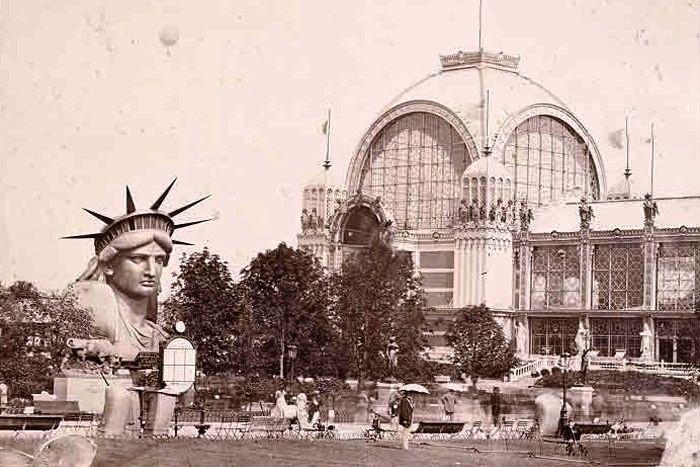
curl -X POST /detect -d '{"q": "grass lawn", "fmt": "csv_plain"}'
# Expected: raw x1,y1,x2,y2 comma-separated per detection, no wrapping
90,438,665,466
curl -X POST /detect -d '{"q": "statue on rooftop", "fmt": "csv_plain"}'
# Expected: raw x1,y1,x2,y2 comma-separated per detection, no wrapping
458,198,468,224
300,208,310,231
518,200,533,232
469,200,477,221
488,203,497,222
309,208,318,232
643,193,659,226
578,197,594,230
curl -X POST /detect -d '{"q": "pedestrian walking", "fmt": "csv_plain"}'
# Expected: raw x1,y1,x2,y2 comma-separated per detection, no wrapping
388,390,400,430
397,390,414,450
490,386,502,427
308,390,320,425
441,390,457,421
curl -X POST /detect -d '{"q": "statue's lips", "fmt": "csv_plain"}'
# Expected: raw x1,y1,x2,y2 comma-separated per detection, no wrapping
140,281,156,287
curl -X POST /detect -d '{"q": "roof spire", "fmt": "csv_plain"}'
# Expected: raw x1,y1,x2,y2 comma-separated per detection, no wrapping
624,115,631,180
478,0,484,52
484,89,491,155
322,108,332,170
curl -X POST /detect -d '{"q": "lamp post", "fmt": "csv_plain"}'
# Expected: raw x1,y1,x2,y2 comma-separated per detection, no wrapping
287,344,298,383
557,352,572,437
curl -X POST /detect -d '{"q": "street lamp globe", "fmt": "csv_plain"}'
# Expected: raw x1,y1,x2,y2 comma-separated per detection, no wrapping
288,344,298,360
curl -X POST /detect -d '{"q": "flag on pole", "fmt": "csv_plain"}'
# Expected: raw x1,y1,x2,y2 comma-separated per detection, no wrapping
320,119,329,135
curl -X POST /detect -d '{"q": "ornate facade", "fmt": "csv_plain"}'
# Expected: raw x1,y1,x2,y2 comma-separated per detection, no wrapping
297,48,700,366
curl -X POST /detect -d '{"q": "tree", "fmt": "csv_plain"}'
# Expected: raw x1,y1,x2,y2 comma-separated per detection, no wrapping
163,248,239,376
330,238,430,387
0,281,94,399
446,304,517,385
239,243,335,378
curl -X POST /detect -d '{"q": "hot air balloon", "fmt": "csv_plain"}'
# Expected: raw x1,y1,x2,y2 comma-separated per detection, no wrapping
159,25,179,55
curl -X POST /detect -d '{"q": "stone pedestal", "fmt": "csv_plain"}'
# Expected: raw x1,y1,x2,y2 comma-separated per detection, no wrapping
375,382,402,404
53,373,133,414
568,386,594,419
373,381,402,419
535,393,573,436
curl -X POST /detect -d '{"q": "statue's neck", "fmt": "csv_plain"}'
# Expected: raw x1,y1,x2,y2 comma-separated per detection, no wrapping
111,288,149,328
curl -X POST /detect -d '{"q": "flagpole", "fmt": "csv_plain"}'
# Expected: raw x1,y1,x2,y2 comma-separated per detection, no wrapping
650,122,655,197
478,0,484,52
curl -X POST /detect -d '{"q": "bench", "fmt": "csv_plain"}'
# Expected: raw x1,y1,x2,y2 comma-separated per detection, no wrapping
33,400,80,415
247,416,288,439
0,414,63,432
412,421,465,437
210,412,254,439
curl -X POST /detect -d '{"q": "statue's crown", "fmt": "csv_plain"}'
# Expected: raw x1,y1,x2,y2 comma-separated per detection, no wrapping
63,179,211,254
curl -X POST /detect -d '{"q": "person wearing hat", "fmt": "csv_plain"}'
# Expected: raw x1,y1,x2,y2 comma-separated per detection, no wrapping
441,389,457,421
308,390,321,425
397,390,415,450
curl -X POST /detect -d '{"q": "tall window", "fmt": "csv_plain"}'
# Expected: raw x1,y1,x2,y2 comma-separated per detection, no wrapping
530,318,578,356
656,319,700,363
502,115,600,207
359,112,469,230
531,245,581,309
657,243,700,311
589,318,642,358
420,251,454,308
592,244,643,310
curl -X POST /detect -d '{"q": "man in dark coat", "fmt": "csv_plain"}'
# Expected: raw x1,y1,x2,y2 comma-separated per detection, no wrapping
397,390,415,450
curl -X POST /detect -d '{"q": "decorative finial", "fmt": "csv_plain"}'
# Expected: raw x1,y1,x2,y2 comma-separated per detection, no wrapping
322,108,332,170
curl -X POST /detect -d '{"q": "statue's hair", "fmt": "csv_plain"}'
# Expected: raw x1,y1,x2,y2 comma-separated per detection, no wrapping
77,230,173,282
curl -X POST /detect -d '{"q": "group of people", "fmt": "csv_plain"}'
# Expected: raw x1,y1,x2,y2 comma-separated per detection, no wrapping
272,386,322,427
384,389,459,450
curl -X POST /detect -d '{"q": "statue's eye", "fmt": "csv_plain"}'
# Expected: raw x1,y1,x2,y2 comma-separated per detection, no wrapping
155,257,165,265
130,256,146,264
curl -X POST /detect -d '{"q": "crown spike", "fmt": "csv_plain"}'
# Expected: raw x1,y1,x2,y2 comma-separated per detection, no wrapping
151,178,177,210
173,218,213,230
169,195,211,217
61,233,102,239
172,239,194,246
83,208,114,224
126,186,136,214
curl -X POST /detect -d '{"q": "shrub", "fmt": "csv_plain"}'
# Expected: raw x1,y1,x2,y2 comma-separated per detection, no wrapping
540,369,550,377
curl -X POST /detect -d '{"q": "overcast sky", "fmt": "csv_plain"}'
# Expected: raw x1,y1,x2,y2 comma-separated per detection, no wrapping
1,0,698,293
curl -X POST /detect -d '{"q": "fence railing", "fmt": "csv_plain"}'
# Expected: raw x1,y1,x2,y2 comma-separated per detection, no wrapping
509,356,559,381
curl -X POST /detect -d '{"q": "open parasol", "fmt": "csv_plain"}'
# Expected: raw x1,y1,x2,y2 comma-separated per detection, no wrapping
398,383,430,394
440,382,468,392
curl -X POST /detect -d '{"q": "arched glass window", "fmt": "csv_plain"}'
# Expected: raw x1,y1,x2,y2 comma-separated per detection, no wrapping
502,115,600,207
341,206,380,245
359,112,469,229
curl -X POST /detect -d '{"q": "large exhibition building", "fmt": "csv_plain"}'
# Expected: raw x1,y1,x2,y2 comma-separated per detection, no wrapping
297,48,700,369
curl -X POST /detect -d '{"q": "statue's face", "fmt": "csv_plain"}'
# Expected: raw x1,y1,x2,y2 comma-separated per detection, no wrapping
104,241,167,299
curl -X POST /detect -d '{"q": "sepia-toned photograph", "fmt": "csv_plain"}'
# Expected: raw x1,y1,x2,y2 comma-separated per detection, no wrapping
0,1,698,465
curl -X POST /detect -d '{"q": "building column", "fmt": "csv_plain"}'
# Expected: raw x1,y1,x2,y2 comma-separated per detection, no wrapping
580,232,593,310
453,237,465,307
518,241,532,310
643,227,657,310
470,238,478,305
